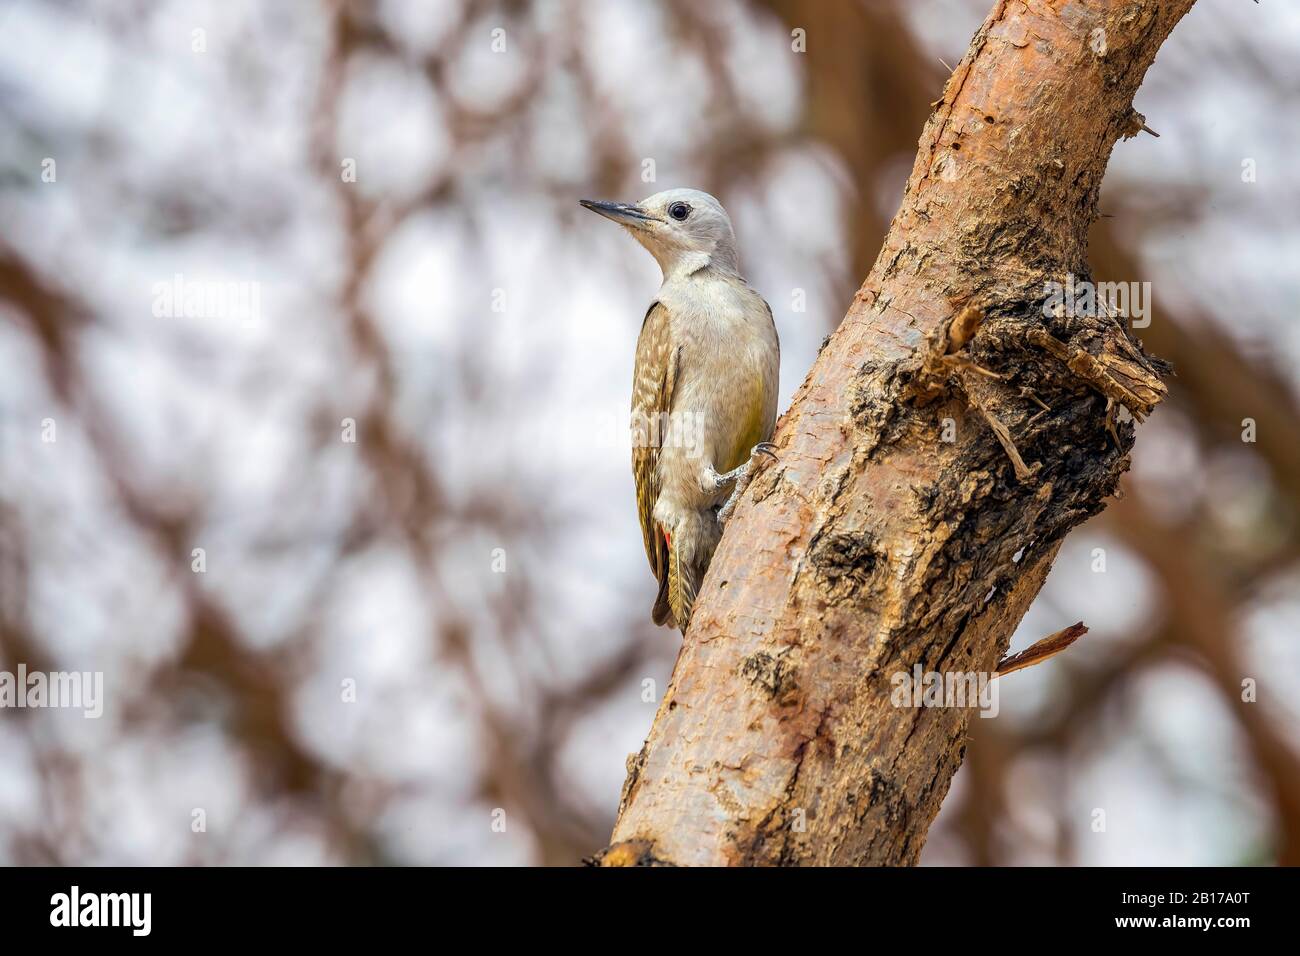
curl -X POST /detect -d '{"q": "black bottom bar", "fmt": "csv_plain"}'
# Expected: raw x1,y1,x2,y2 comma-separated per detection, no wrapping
0,865,1283,941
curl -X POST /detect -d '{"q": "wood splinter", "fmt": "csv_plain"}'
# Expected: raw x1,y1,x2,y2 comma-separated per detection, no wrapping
959,369,1038,482
1024,327,1159,421
1019,385,1051,413
1103,397,1122,449
1121,108,1160,140
995,622,1089,677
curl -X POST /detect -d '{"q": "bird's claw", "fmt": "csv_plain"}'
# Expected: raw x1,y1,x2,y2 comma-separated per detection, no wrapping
717,443,779,527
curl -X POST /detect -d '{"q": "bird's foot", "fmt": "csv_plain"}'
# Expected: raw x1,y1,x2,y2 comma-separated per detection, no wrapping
716,443,778,527
705,442,776,492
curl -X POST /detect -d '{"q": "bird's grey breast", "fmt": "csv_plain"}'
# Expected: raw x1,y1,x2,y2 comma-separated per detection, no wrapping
652,271,778,498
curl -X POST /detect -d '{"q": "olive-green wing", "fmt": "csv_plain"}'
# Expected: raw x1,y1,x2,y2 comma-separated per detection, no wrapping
631,302,679,625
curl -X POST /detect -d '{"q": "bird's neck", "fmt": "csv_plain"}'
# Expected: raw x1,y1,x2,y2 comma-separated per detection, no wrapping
659,247,740,282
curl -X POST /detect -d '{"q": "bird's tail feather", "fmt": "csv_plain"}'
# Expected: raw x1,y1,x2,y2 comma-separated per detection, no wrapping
651,567,674,628
666,514,717,634
667,533,695,634
670,528,702,632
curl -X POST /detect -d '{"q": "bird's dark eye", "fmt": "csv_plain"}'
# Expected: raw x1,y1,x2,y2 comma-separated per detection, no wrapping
668,202,691,221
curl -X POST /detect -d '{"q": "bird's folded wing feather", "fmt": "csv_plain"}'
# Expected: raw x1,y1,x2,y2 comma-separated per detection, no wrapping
632,301,678,582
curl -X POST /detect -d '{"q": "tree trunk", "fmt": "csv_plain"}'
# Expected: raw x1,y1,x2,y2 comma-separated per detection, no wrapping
593,0,1194,867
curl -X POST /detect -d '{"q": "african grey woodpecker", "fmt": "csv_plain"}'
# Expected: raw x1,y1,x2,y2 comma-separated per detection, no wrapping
581,188,779,633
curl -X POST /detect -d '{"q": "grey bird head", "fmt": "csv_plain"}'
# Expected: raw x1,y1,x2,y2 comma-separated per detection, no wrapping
580,188,740,278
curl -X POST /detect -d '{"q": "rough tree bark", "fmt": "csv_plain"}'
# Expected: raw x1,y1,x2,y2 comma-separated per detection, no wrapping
592,0,1195,867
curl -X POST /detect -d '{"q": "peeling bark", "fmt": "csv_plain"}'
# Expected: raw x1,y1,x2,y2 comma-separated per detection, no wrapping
594,0,1196,867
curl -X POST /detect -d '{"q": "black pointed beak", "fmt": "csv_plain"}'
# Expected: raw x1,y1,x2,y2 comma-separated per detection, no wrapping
579,199,655,226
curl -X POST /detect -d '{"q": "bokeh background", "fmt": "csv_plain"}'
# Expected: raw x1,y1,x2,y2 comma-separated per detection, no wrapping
1,0,1297,866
